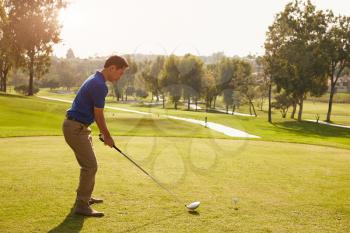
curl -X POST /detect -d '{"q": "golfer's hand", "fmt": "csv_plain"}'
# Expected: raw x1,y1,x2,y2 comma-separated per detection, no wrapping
104,135,115,148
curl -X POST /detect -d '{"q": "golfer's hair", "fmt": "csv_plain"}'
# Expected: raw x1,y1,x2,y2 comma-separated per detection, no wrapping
104,55,129,69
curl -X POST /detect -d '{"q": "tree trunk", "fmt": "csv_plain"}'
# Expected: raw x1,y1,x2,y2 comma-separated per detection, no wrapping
260,97,264,111
250,100,257,117
195,98,198,111
226,104,228,114
0,60,4,92
156,90,159,102
28,56,34,96
291,102,297,119
187,97,190,110
297,98,304,122
0,72,3,92
326,84,336,122
206,97,209,112
231,105,236,115
175,101,177,110
162,93,165,108
268,83,272,123
213,96,216,109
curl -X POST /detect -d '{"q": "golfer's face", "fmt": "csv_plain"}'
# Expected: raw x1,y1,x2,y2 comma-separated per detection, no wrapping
111,66,126,81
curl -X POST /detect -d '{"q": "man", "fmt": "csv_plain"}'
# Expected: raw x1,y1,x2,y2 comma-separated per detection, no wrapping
63,55,128,217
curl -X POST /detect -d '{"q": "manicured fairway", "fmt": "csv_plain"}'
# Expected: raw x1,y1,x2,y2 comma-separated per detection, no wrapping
1,93,350,232
0,136,349,233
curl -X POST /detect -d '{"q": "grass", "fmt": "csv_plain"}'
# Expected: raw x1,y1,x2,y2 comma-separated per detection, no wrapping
0,93,225,139
1,92,350,232
0,136,349,232
2,92,350,149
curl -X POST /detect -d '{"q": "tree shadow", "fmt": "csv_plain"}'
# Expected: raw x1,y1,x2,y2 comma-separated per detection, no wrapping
273,120,350,138
47,204,85,233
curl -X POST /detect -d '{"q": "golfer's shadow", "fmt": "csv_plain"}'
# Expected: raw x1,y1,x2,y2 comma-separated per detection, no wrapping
48,204,85,233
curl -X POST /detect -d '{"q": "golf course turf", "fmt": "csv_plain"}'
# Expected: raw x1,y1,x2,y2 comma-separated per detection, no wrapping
0,93,349,232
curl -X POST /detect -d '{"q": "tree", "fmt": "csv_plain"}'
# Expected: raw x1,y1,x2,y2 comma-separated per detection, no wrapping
0,0,19,93
66,48,75,59
265,0,329,121
122,56,137,101
236,60,257,116
323,14,350,122
217,57,237,113
272,92,294,118
201,68,217,112
8,0,66,95
160,55,181,109
206,63,220,108
178,54,204,110
255,56,270,112
140,56,165,102
57,60,75,90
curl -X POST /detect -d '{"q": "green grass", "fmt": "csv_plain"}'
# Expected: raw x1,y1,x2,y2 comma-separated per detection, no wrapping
0,137,350,233
1,92,350,232
302,101,350,125
101,100,350,150
0,136,349,233
308,92,350,103
2,92,350,149
0,93,225,139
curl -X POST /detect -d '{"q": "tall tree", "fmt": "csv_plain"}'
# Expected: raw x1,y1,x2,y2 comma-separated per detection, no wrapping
323,14,350,122
160,55,181,109
237,60,257,116
265,0,329,121
8,0,66,95
123,56,138,101
57,60,75,90
218,57,237,113
140,56,165,102
201,68,217,112
0,0,19,93
178,54,204,110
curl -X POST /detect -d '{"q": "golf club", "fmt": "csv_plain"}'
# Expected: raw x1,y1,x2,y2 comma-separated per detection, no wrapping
99,134,200,211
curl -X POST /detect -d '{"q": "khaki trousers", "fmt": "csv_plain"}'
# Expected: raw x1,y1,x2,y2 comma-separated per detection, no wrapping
62,119,97,203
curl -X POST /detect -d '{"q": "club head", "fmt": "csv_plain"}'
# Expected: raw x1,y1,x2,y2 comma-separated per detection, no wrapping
186,201,200,211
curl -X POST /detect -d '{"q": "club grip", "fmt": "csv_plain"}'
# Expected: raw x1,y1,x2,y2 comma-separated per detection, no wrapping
98,134,105,143
99,134,121,152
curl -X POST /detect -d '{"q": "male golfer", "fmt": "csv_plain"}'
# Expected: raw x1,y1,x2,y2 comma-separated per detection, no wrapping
63,55,128,217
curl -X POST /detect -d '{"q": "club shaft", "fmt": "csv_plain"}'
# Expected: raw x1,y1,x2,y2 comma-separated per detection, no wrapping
112,145,183,204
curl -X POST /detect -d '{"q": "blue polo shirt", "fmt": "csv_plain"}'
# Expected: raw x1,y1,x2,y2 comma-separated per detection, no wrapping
67,71,108,125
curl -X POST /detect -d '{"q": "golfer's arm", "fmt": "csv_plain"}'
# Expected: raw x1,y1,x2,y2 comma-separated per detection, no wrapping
94,107,111,137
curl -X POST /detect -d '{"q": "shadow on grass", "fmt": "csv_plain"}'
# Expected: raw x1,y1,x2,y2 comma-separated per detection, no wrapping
188,210,200,216
48,204,85,233
0,92,27,98
272,120,350,138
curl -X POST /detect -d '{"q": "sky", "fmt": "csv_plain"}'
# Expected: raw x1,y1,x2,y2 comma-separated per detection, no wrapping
53,0,350,58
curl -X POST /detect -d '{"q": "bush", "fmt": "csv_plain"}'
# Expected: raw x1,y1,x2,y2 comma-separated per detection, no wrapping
14,85,40,95
135,89,148,99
